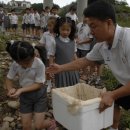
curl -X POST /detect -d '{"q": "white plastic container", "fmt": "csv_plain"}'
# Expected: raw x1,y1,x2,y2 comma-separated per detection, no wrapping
52,83,114,130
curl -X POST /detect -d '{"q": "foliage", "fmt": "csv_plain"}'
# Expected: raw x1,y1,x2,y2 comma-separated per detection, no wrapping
102,67,119,91
31,3,43,12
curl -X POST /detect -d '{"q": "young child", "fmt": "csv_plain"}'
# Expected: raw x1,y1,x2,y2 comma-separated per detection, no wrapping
50,17,79,87
66,6,78,23
50,5,60,18
39,17,57,92
10,10,18,35
5,41,56,130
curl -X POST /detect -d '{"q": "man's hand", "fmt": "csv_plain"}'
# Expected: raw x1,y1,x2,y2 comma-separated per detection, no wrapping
47,64,62,74
99,91,114,112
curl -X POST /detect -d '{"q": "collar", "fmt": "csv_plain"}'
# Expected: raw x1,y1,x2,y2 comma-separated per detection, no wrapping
59,36,70,43
31,57,39,69
104,25,122,49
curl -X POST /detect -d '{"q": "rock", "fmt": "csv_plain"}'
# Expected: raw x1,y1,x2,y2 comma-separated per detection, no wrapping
1,121,10,130
3,116,14,122
7,101,19,109
10,122,15,128
126,128,130,130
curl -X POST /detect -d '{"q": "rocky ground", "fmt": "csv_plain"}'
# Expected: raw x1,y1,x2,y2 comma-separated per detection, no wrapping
0,35,130,130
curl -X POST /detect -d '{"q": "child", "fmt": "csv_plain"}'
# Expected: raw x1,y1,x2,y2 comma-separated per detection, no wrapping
34,9,41,38
30,8,35,38
5,41,56,130
50,5,60,18
66,6,78,23
39,17,57,92
50,17,79,87
10,10,18,35
3,12,10,34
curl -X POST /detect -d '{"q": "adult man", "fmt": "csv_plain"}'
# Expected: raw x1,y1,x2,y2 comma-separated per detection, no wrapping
47,1,130,130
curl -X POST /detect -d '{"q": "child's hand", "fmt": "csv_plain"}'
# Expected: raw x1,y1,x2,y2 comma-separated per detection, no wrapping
10,88,22,98
7,88,17,97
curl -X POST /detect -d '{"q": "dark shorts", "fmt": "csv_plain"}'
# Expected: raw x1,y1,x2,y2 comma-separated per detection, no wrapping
25,23,30,28
11,24,18,29
22,23,26,30
35,26,41,30
30,24,35,29
77,49,90,58
20,86,47,113
95,60,104,65
115,84,130,110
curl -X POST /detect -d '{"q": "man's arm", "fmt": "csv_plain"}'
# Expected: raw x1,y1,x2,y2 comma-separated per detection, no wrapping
47,57,95,74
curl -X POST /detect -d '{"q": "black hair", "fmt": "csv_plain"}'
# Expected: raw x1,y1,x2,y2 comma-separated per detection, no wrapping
83,0,116,24
35,45,47,66
6,41,34,62
51,5,60,10
54,17,76,40
45,6,50,10
69,6,77,12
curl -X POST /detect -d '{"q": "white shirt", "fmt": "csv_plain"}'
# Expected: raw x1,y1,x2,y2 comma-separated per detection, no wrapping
86,25,130,85
39,31,56,58
66,12,78,22
24,13,31,24
30,13,35,24
10,14,18,24
40,14,46,28
7,57,45,87
77,22,93,50
34,12,40,26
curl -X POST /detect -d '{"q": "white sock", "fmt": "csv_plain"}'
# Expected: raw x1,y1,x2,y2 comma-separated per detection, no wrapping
47,80,52,92
108,127,118,130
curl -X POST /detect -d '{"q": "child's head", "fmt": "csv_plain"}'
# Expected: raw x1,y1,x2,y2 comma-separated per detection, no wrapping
26,8,30,14
34,45,47,66
54,17,76,40
51,5,59,15
45,6,50,13
69,6,77,14
11,9,15,15
6,41,35,68
47,17,57,32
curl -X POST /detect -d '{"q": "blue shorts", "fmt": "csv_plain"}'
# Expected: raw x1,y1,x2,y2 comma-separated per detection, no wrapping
20,86,47,113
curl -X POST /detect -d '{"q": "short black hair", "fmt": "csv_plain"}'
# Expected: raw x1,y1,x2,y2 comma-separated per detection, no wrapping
83,0,116,24
51,5,60,10
6,41,34,62
35,45,47,66
54,17,76,40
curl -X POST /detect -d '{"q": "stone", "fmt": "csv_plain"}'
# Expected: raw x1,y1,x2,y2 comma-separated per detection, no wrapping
1,121,10,130
10,122,15,128
3,116,14,122
7,101,20,109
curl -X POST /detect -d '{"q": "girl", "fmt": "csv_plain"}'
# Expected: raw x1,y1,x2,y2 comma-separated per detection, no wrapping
39,17,57,92
5,41,56,130
50,17,79,87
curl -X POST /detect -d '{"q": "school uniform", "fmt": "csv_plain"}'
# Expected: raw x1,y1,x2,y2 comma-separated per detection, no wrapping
30,13,35,29
7,57,47,113
76,22,93,58
34,12,40,29
86,25,130,110
24,13,31,28
51,36,79,88
10,14,18,29
39,31,56,59
66,12,78,22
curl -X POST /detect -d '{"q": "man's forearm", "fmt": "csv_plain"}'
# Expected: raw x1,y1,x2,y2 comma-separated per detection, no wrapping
112,82,130,100
60,57,92,72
